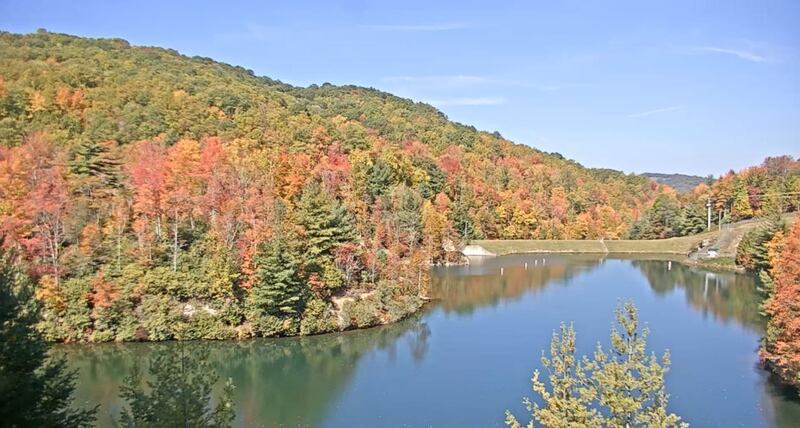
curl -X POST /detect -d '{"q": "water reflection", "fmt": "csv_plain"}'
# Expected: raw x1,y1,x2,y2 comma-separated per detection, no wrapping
430,254,603,313
59,316,430,427
431,254,764,331
629,258,764,330
59,255,800,428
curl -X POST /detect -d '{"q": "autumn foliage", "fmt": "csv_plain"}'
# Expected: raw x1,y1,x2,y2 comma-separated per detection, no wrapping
630,157,800,240
0,31,795,343
761,221,800,386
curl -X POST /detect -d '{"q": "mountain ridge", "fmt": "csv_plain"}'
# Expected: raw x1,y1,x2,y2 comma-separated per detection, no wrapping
641,172,711,192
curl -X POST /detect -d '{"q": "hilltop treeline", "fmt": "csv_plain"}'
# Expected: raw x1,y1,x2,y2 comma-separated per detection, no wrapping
631,157,800,240
0,31,709,342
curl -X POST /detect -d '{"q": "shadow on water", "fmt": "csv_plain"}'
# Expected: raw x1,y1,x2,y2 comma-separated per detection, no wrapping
759,369,800,428
57,315,431,427
58,254,800,427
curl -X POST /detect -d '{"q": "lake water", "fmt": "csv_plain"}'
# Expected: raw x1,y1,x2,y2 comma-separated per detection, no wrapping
61,255,800,427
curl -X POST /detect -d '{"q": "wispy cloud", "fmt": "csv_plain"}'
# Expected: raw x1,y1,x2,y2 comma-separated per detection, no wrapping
425,97,505,106
383,75,492,87
538,85,562,92
627,106,682,118
692,46,773,63
382,75,567,92
363,23,470,32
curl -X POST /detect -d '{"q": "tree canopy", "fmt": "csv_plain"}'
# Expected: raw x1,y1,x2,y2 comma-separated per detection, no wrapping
0,251,96,426
506,302,686,428
0,31,796,343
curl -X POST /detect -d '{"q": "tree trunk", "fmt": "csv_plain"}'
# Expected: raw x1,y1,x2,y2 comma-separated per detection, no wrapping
172,212,179,271
116,231,122,270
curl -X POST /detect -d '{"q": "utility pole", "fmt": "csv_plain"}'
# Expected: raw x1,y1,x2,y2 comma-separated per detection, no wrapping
706,198,712,230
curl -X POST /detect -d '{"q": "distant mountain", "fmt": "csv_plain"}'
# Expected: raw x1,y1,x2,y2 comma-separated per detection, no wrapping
641,173,711,192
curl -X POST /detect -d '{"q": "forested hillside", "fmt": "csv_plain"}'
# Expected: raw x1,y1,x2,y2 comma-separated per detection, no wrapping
1,31,671,342
630,157,800,240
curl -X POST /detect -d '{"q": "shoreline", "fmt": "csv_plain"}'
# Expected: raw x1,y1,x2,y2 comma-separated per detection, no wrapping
50,252,745,345
47,290,428,345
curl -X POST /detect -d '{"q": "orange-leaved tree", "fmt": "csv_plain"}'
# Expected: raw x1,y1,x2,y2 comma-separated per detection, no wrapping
761,220,800,386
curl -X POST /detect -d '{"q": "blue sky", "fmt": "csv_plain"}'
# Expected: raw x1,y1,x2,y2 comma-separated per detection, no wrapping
1,0,798,176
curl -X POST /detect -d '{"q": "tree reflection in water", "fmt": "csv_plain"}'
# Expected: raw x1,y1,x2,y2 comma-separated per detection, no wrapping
629,258,763,330
429,254,604,314
431,254,763,331
57,315,431,427
56,255,800,428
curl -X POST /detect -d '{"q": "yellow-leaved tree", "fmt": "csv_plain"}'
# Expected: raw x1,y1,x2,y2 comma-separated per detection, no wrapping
506,302,686,428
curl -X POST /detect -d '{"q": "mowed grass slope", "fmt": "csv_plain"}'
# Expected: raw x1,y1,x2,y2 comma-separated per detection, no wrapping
471,239,609,255
473,214,796,256
473,235,709,255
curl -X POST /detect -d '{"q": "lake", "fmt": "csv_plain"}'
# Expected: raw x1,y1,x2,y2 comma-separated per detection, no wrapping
60,255,800,427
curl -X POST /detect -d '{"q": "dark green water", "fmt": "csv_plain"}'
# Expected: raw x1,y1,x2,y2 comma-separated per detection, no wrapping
60,255,800,427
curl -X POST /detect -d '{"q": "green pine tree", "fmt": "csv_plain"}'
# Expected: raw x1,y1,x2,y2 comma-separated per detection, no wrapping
366,159,394,197
452,188,476,242
651,194,683,238
628,216,655,240
735,217,786,272
0,251,97,427
413,157,446,199
249,236,305,318
679,204,707,236
69,139,121,188
296,181,356,261
629,194,683,240
389,185,424,245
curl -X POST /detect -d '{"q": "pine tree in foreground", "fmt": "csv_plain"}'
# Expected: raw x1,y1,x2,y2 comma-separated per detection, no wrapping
0,251,97,427
506,301,686,428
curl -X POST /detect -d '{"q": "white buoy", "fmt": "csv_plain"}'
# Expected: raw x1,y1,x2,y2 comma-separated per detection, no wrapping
500,267,504,275
534,260,538,266
542,258,546,265
525,262,528,270
668,261,672,270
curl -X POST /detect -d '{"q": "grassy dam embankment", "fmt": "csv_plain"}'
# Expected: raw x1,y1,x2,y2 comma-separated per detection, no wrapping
468,215,796,257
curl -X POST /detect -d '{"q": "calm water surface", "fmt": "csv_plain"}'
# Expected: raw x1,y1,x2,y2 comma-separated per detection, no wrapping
61,255,800,427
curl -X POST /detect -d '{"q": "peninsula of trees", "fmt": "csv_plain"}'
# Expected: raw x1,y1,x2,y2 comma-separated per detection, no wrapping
0,31,797,343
